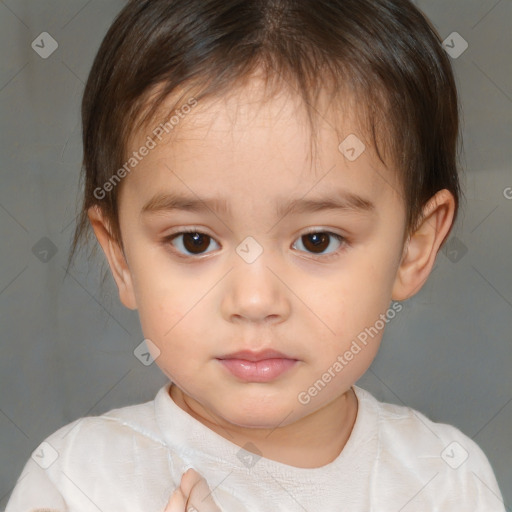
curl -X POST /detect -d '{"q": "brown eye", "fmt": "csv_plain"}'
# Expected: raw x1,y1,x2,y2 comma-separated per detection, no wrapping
302,232,329,253
182,232,210,254
293,231,345,256
168,231,220,256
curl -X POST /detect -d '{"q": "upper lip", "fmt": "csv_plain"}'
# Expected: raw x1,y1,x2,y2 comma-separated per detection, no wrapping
216,349,296,361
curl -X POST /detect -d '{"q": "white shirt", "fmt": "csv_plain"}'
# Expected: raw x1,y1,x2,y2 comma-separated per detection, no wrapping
6,382,505,512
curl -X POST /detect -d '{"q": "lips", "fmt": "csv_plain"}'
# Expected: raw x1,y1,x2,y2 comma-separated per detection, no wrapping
216,349,295,362
216,349,298,382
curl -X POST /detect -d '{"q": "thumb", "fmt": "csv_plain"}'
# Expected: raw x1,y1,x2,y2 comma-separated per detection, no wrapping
181,469,222,512
164,487,187,512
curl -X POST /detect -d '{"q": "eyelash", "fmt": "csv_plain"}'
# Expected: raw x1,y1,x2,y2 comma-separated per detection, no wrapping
161,227,348,261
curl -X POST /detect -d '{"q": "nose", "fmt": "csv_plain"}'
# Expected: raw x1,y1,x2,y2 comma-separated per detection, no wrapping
220,250,291,325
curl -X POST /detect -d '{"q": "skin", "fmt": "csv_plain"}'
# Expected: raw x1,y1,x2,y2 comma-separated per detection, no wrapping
165,469,220,512
88,76,455,510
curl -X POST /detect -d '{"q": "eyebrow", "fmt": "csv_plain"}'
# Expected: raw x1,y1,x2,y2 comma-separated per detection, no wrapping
140,190,375,218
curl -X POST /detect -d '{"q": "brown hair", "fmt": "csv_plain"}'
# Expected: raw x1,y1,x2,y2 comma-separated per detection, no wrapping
68,0,462,270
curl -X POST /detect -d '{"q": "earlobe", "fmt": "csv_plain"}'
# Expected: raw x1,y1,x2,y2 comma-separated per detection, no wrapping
392,189,455,301
87,206,138,310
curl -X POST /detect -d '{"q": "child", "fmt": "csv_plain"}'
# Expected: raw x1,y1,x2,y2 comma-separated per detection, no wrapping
6,0,506,510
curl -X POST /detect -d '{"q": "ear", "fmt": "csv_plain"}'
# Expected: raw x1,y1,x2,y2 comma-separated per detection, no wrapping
87,206,138,310
392,189,456,301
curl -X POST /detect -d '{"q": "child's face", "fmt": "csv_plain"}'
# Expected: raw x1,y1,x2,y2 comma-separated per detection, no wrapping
108,79,408,429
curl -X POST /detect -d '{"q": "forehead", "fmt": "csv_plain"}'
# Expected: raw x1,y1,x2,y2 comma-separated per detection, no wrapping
123,78,402,215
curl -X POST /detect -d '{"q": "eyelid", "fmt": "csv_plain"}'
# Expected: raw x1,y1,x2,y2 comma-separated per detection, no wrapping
299,226,346,237
163,227,220,259
292,228,347,260
165,225,213,236
162,227,349,259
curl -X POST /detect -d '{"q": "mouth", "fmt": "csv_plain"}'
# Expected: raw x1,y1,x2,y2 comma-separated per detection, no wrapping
216,349,299,382
217,349,295,362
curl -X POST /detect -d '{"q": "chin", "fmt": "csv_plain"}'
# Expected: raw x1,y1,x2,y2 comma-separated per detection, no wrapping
228,415,288,429
219,402,301,430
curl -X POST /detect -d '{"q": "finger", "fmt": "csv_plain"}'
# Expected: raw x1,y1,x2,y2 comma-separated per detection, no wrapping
180,468,203,496
181,469,222,512
163,488,187,512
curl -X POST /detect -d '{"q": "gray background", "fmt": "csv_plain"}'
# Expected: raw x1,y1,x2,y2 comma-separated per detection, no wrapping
0,0,511,509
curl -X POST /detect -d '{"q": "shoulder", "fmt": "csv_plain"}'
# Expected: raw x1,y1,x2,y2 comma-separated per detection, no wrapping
356,385,470,445
42,394,167,460
6,393,171,511
358,386,483,460
353,386,506,511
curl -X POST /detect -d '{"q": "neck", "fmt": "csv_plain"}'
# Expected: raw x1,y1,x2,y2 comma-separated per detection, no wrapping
170,384,358,468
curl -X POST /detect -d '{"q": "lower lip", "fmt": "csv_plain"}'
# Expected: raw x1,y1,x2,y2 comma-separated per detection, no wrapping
217,358,297,382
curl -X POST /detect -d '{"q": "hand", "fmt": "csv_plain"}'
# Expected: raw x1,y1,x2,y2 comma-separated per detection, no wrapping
164,468,222,512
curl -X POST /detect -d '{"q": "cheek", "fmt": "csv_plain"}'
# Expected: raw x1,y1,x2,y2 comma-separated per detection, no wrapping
129,257,218,381
128,258,197,350
312,246,400,373
140,295,208,383
327,259,396,333
128,243,199,326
